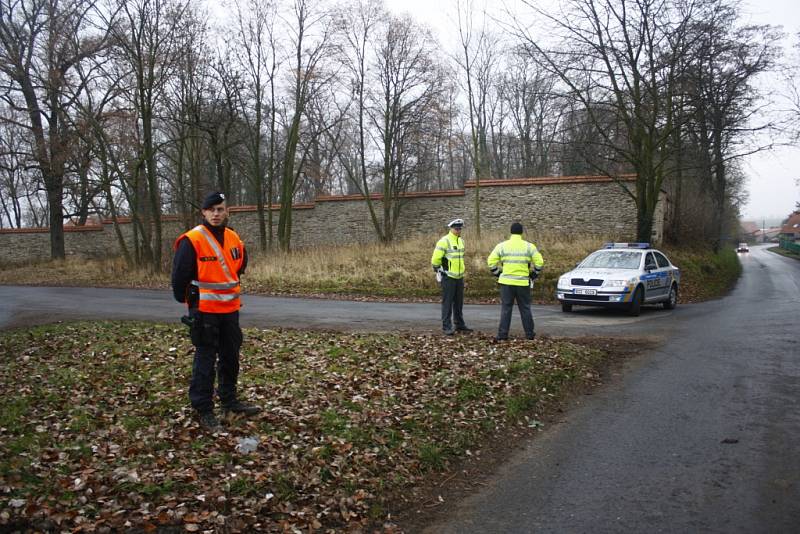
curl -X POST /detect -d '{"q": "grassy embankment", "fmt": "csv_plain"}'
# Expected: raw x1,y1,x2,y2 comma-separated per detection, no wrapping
0,231,741,304
768,245,800,260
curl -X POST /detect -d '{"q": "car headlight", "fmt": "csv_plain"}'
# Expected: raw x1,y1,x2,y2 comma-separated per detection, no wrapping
604,278,637,288
558,276,570,288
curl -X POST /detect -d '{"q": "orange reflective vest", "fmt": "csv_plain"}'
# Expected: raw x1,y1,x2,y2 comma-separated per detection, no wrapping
174,225,244,313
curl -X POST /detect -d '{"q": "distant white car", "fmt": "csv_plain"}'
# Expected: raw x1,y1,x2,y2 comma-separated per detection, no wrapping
556,243,680,316
737,242,749,253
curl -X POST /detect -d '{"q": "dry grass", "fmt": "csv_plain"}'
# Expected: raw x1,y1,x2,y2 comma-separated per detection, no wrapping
0,256,169,289
0,233,738,304
245,231,605,301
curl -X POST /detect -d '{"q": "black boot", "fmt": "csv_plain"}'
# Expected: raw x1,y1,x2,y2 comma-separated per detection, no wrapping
198,411,221,430
222,400,262,416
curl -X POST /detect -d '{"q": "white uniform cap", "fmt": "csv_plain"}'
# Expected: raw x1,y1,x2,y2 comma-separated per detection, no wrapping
448,218,465,228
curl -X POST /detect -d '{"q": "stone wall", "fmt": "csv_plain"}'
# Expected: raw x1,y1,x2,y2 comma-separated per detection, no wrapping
0,175,666,264
0,225,114,264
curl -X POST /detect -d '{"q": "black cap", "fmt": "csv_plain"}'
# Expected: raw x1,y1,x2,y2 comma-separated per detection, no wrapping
510,222,523,234
201,192,226,209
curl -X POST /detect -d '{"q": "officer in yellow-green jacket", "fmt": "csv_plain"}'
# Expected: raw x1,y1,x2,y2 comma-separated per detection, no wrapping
487,222,544,341
431,218,472,336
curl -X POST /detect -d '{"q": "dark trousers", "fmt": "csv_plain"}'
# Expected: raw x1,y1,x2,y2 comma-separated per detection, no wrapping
189,310,243,413
441,276,466,331
497,284,534,339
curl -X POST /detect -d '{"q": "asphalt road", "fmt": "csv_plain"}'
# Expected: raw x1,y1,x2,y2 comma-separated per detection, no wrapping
421,244,800,533
0,277,680,337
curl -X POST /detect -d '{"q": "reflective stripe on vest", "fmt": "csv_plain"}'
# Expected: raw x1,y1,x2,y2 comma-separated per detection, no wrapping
199,292,239,302
192,280,240,290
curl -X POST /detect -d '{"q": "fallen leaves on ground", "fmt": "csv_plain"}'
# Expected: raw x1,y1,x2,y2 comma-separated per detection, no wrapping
0,322,610,531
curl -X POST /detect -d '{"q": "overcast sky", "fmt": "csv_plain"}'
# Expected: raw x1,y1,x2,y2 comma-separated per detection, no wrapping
383,0,800,223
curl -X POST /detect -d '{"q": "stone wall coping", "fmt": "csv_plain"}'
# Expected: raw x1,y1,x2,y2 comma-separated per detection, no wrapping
464,174,637,188
0,224,105,234
315,189,465,202
101,215,182,224
96,202,316,225
227,203,315,213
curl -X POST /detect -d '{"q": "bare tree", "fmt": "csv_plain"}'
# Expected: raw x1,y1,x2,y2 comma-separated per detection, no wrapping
229,0,280,251
160,9,215,228
783,33,800,143
682,0,778,250
277,0,337,251
455,0,500,238
335,0,385,228
296,79,350,200
363,14,444,242
204,54,247,199
62,117,102,225
88,108,139,265
515,0,694,242
0,0,115,258
499,48,564,177
0,118,29,228
111,0,189,269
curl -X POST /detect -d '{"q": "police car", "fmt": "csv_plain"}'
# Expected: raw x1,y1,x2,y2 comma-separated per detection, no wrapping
556,243,680,316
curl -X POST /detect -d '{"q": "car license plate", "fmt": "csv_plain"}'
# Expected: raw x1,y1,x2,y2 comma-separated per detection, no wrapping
575,288,597,295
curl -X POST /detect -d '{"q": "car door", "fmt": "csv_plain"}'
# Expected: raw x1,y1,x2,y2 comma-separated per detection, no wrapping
642,252,664,300
653,252,675,298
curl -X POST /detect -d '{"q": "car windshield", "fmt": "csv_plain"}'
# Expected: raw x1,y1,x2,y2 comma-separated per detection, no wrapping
580,250,642,269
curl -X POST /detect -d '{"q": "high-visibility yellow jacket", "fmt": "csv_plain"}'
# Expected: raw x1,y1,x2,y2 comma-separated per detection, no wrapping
431,231,465,279
174,225,244,313
487,234,544,286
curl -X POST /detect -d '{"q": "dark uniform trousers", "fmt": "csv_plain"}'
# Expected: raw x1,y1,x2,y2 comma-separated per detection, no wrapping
441,276,466,332
189,310,242,413
498,284,534,339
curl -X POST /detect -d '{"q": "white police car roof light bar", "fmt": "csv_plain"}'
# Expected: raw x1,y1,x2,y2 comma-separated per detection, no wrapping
603,242,651,249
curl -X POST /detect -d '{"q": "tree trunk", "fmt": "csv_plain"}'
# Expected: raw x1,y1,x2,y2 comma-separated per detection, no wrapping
45,174,65,259
635,167,655,243
278,112,302,251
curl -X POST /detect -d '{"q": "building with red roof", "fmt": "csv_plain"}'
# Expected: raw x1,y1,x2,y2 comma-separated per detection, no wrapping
780,211,800,242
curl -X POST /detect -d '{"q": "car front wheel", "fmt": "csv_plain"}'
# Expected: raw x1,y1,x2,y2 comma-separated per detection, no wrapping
664,284,678,309
561,302,573,312
628,286,643,317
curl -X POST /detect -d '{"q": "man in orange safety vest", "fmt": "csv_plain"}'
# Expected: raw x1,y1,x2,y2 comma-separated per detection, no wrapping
172,192,261,430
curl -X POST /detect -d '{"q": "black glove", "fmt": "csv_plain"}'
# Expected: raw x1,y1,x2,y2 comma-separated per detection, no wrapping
490,266,501,278
530,269,541,280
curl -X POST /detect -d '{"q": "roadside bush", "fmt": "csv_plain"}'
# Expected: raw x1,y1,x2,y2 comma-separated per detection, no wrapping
662,246,741,302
